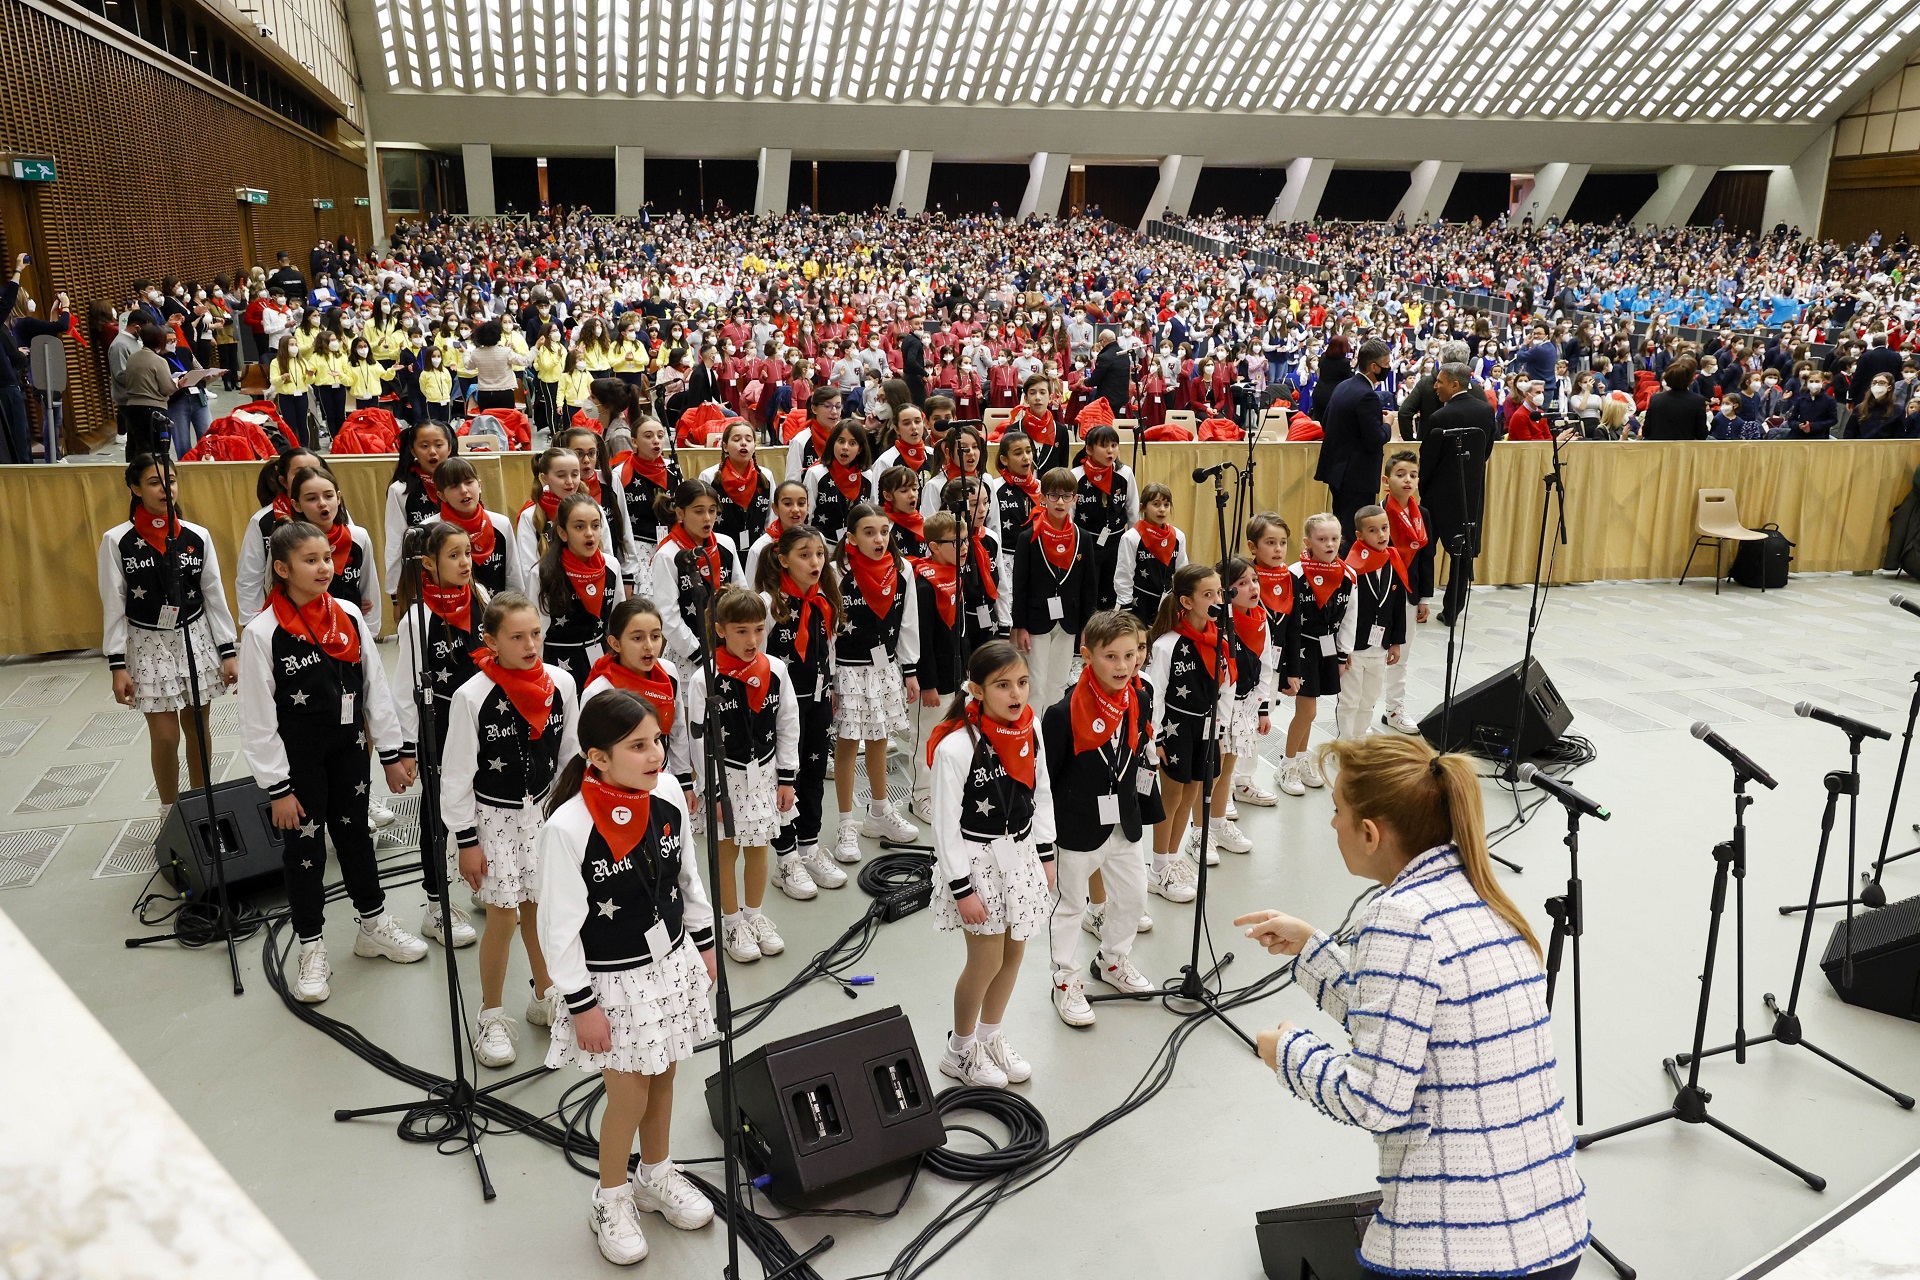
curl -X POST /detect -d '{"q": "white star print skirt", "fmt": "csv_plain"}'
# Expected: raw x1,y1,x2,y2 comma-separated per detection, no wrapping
832,658,911,742
459,801,542,909
1223,691,1263,759
125,616,228,714
544,935,718,1077
931,836,1052,941
716,759,789,848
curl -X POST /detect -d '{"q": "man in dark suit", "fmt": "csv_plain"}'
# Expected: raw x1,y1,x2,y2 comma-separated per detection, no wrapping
901,327,927,404
1852,332,1903,408
1422,362,1496,624
1395,339,1469,440
1316,338,1393,549
1090,330,1132,416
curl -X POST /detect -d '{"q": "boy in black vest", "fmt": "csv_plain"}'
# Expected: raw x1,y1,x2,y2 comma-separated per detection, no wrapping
1012,467,1100,709
1071,424,1140,612
1335,505,1408,741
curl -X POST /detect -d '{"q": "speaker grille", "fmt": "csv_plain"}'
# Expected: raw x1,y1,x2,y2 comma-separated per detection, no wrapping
1821,896,1920,967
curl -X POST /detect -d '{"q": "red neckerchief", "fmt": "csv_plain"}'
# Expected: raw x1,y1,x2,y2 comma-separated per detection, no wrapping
588,654,677,735
580,767,651,862
561,547,609,617
1013,406,1057,446
412,466,440,505
969,533,999,599
439,499,497,562
666,523,724,587
1002,467,1040,506
1176,617,1236,685
421,580,473,632
717,459,760,509
808,416,832,462
1070,666,1140,755
471,645,556,737
1385,495,1428,555
1346,541,1410,592
1300,557,1346,607
627,453,671,489
269,587,360,663
888,506,925,541
582,470,603,501
519,488,563,523
1134,519,1176,565
324,519,353,574
1034,513,1077,572
781,575,832,660
829,460,866,502
894,439,928,471
924,701,1037,787
1081,458,1114,494
133,507,178,556
847,547,900,617
1232,604,1268,656
715,647,774,712
270,494,293,522
1255,564,1294,615
915,558,958,629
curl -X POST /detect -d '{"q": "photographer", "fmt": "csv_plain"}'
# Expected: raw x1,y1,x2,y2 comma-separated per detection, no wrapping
1237,735,1586,1280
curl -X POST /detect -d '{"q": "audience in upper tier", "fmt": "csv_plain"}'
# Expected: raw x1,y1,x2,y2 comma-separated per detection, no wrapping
88,203,1920,455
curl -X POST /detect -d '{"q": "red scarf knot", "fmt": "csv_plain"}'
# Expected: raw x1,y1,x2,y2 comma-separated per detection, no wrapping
472,646,556,738
1070,667,1140,755
1254,564,1294,615
580,768,652,862
420,580,474,632
715,647,774,712
133,507,178,556
1134,519,1176,566
439,499,497,563
847,548,901,618
718,459,761,510
1034,514,1077,573
561,548,609,618
587,654,677,734
780,576,833,660
1385,495,1428,556
269,587,361,663
1175,617,1236,685
924,701,1037,788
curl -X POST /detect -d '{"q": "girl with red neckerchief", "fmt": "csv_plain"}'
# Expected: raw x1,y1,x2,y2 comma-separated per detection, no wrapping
583,598,696,814
1197,558,1270,859
830,504,923,863
441,592,582,1069
650,478,739,666
924,640,1057,1090
919,423,996,539
236,447,320,626
877,465,930,561
514,446,587,599
607,415,683,590
1142,563,1231,909
801,419,876,548
535,494,626,689
992,429,1041,533
869,402,938,490
1238,512,1294,801
697,419,777,560
556,424,636,581
1282,514,1356,795
782,385,847,482
288,464,381,623
742,480,809,585
433,454,519,595
534,692,720,1266
1113,481,1188,629
382,420,456,600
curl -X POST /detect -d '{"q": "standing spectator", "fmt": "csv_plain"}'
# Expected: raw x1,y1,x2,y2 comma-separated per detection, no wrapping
121,325,177,460
1316,339,1392,548
1641,358,1710,441
1090,330,1131,418
265,250,306,300
1419,363,1494,625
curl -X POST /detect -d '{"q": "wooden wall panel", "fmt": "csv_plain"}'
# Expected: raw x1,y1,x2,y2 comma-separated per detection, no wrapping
0,0,368,449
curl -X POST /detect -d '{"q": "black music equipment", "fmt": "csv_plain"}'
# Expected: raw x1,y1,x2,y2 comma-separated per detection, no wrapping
156,778,285,899
1822,895,1920,1021
705,1007,946,1198
1255,1191,1379,1280
1419,656,1571,762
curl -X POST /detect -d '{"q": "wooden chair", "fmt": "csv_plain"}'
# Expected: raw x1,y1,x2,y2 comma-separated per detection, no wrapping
1113,418,1138,444
1163,409,1198,434
983,406,1012,436
1679,488,1768,594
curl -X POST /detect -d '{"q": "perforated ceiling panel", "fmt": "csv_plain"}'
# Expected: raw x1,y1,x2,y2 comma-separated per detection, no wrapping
367,0,1920,123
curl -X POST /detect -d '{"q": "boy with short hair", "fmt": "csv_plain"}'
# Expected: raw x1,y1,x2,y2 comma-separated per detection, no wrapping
1335,505,1407,742
1235,512,1292,803
1013,467,1101,707
1379,451,1431,734
1280,513,1353,793
1113,483,1185,629
1072,424,1141,613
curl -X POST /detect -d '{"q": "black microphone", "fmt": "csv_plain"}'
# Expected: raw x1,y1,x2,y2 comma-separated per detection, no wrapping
1192,463,1227,483
1515,764,1610,820
1794,701,1892,741
1690,722,1779,789
1893,593,1920,620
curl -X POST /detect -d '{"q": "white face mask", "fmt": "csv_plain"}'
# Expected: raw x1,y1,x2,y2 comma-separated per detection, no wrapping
1874,384,1891,398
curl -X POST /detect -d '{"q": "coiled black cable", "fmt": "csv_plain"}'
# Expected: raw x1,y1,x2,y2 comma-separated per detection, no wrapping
923,1087,1049,1180
856,849,933,899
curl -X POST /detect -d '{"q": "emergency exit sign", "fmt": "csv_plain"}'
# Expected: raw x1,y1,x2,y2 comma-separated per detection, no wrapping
7,156,56,182
236,187,269,205
353,197,370,207
313,198,334,209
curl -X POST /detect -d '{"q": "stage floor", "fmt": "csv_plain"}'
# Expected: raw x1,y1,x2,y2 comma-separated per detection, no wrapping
4,573,1920,1280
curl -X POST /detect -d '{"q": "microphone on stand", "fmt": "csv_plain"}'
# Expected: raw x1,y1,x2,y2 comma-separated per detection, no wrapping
1794,701,1892,742
1192,463,1228,483
1690,722,1779,789
1892,593,1920,620
1514,764,1610,820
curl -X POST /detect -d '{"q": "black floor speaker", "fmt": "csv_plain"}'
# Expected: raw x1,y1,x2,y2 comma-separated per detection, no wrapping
705,1006,945,1198
1822,895,1920,1021
1419,656,1572,762
158,779,287,899
1255,1191,1380,1280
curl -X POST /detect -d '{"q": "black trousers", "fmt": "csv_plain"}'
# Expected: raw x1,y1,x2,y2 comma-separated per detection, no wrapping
789,694,834,848
1330,484,1377,554
1435,518,1475,619
280,721,384,941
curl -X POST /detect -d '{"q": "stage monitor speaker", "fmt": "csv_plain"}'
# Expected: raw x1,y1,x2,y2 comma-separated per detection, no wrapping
1419,656,1571,762
1821,895,1920,1021
1255,1191,1380,1280
705,1006,945,1198
158,778,287,899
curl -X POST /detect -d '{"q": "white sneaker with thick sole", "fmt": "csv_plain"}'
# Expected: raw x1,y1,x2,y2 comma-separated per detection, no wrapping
294,939,331,1003
1187,825,1220,866
474,1008,518,1068
980,1031,1033,1084
1213,817,1253,854
370,800,398,829
1094,953,1155,995
1138,913,1154,933
774,856,818,901
909,796,934,825
723,918,761,963
860,802,920,844
420,902,477,948
1149,857,1198,904
939,1039,1009,1089
1298,753,1326,789
1382,707,1422,735
1224,795,1238,821
1277,758,1308,796
1053,973,1096,1027
1080,903,1106,939
353,912,429,963
1234,779,1279,807
590,1186,649,1265
800,844,849,888
747,912,785,956
630,1162,714,1231
833,824,864,865
526,985,557,1027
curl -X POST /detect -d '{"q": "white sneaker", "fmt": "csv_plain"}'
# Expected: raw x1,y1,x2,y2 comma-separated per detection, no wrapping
1150,857,1198,904
800,844,849,888
1382,707,1422,735
1224,795,1239,821
294,939,331,1003
370,800,398,829
1277,758,1308,796
1053,972,1096,1026
1298,752,1326,788
353,912,429,962
1186,825,1219,866
823,753,835,780
1137,913,1154,934
774,856,818,901
1080,903,1106,939
526,985,557,1027
1094,953,1154,994
860,801,919,844
979,1030,1032,1084
1213,817,1253,854
590,1185,649,1265
723,917,761,963
909,796,934,824
747,912,785,956
474,1008,518,1068
420,902,477,948
630,1161,714,1230
939,1038,1009,1089
834,823,864,865
1234,778,1279,806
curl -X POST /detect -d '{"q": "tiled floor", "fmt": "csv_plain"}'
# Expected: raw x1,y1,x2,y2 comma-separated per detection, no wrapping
4,574,1920,1280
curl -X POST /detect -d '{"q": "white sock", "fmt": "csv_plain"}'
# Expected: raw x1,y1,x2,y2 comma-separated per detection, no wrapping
724,910,743,928
1152,853,1171,875
868,799,888,816
949,1030,975,1054
596,1182,626,1202
743,904,762,919
637,1157,669,1183
976,1020,1001,1042
359,911,385,928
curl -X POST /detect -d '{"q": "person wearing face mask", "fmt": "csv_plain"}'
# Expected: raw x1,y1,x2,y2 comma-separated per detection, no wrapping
1640,357,1710,441
1316,339,1394,550
1847,373,1910,439
1777,370,1838,439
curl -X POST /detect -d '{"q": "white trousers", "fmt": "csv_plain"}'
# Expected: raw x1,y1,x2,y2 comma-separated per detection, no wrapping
910,698,945,807
1336,649,1390,740
1049,832,1147,977
1025,627,1077,711
1379,599,1418,714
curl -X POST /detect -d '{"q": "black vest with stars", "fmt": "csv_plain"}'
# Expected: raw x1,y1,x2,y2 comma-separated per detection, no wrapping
1074,469,1132,539
469,679,570,808
702,669,786,776
577,805,695,971
542,566,617,683
955,728,1038,846
470,524,512,595
765,600,831,705
416,607,480,745
268,623,367,731
400,481,437,529
665,539,739,660
325,533,372,612
618,459,680,546
834,559,908,668
1161,633,1222,722
113,524,215,632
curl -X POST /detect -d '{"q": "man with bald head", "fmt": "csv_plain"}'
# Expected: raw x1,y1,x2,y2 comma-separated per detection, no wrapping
1419,361,1497,624
1091,328,1132,417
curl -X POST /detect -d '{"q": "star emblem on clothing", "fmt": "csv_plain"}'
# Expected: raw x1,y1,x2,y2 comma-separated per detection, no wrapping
356,733,366,749
301,858,313,868
435,669,450,684
596,899,621,919
130,586,147,600
809,751,821,761
488,757,507,771
355,781,368,795
975,798,993,815
299,820,320,837
1175,685,1189,698
290,691,309,706
1164,750,1179,765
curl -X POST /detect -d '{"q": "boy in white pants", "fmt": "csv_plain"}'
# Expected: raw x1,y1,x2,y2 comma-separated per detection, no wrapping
1011,467,1099,709
1335,506,1407,741
1378,451,1431,734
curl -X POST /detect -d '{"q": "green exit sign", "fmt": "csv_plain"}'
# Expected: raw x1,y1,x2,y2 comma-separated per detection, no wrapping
236,187,269,206
313,198,334,210
353,197,370,207
8,156,56,182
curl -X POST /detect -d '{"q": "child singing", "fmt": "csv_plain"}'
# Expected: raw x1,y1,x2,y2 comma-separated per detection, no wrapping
1113,481,1185,629
652,479,737,666
535,493,625,689
1282,513,1354,794
583,597,696,814
1239,513,1292,801
433,455,519,595
831,504,922,864
1011,467,1099,708
1335,506,1408,742
1378,450,1432,736
1144,562,1226,906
